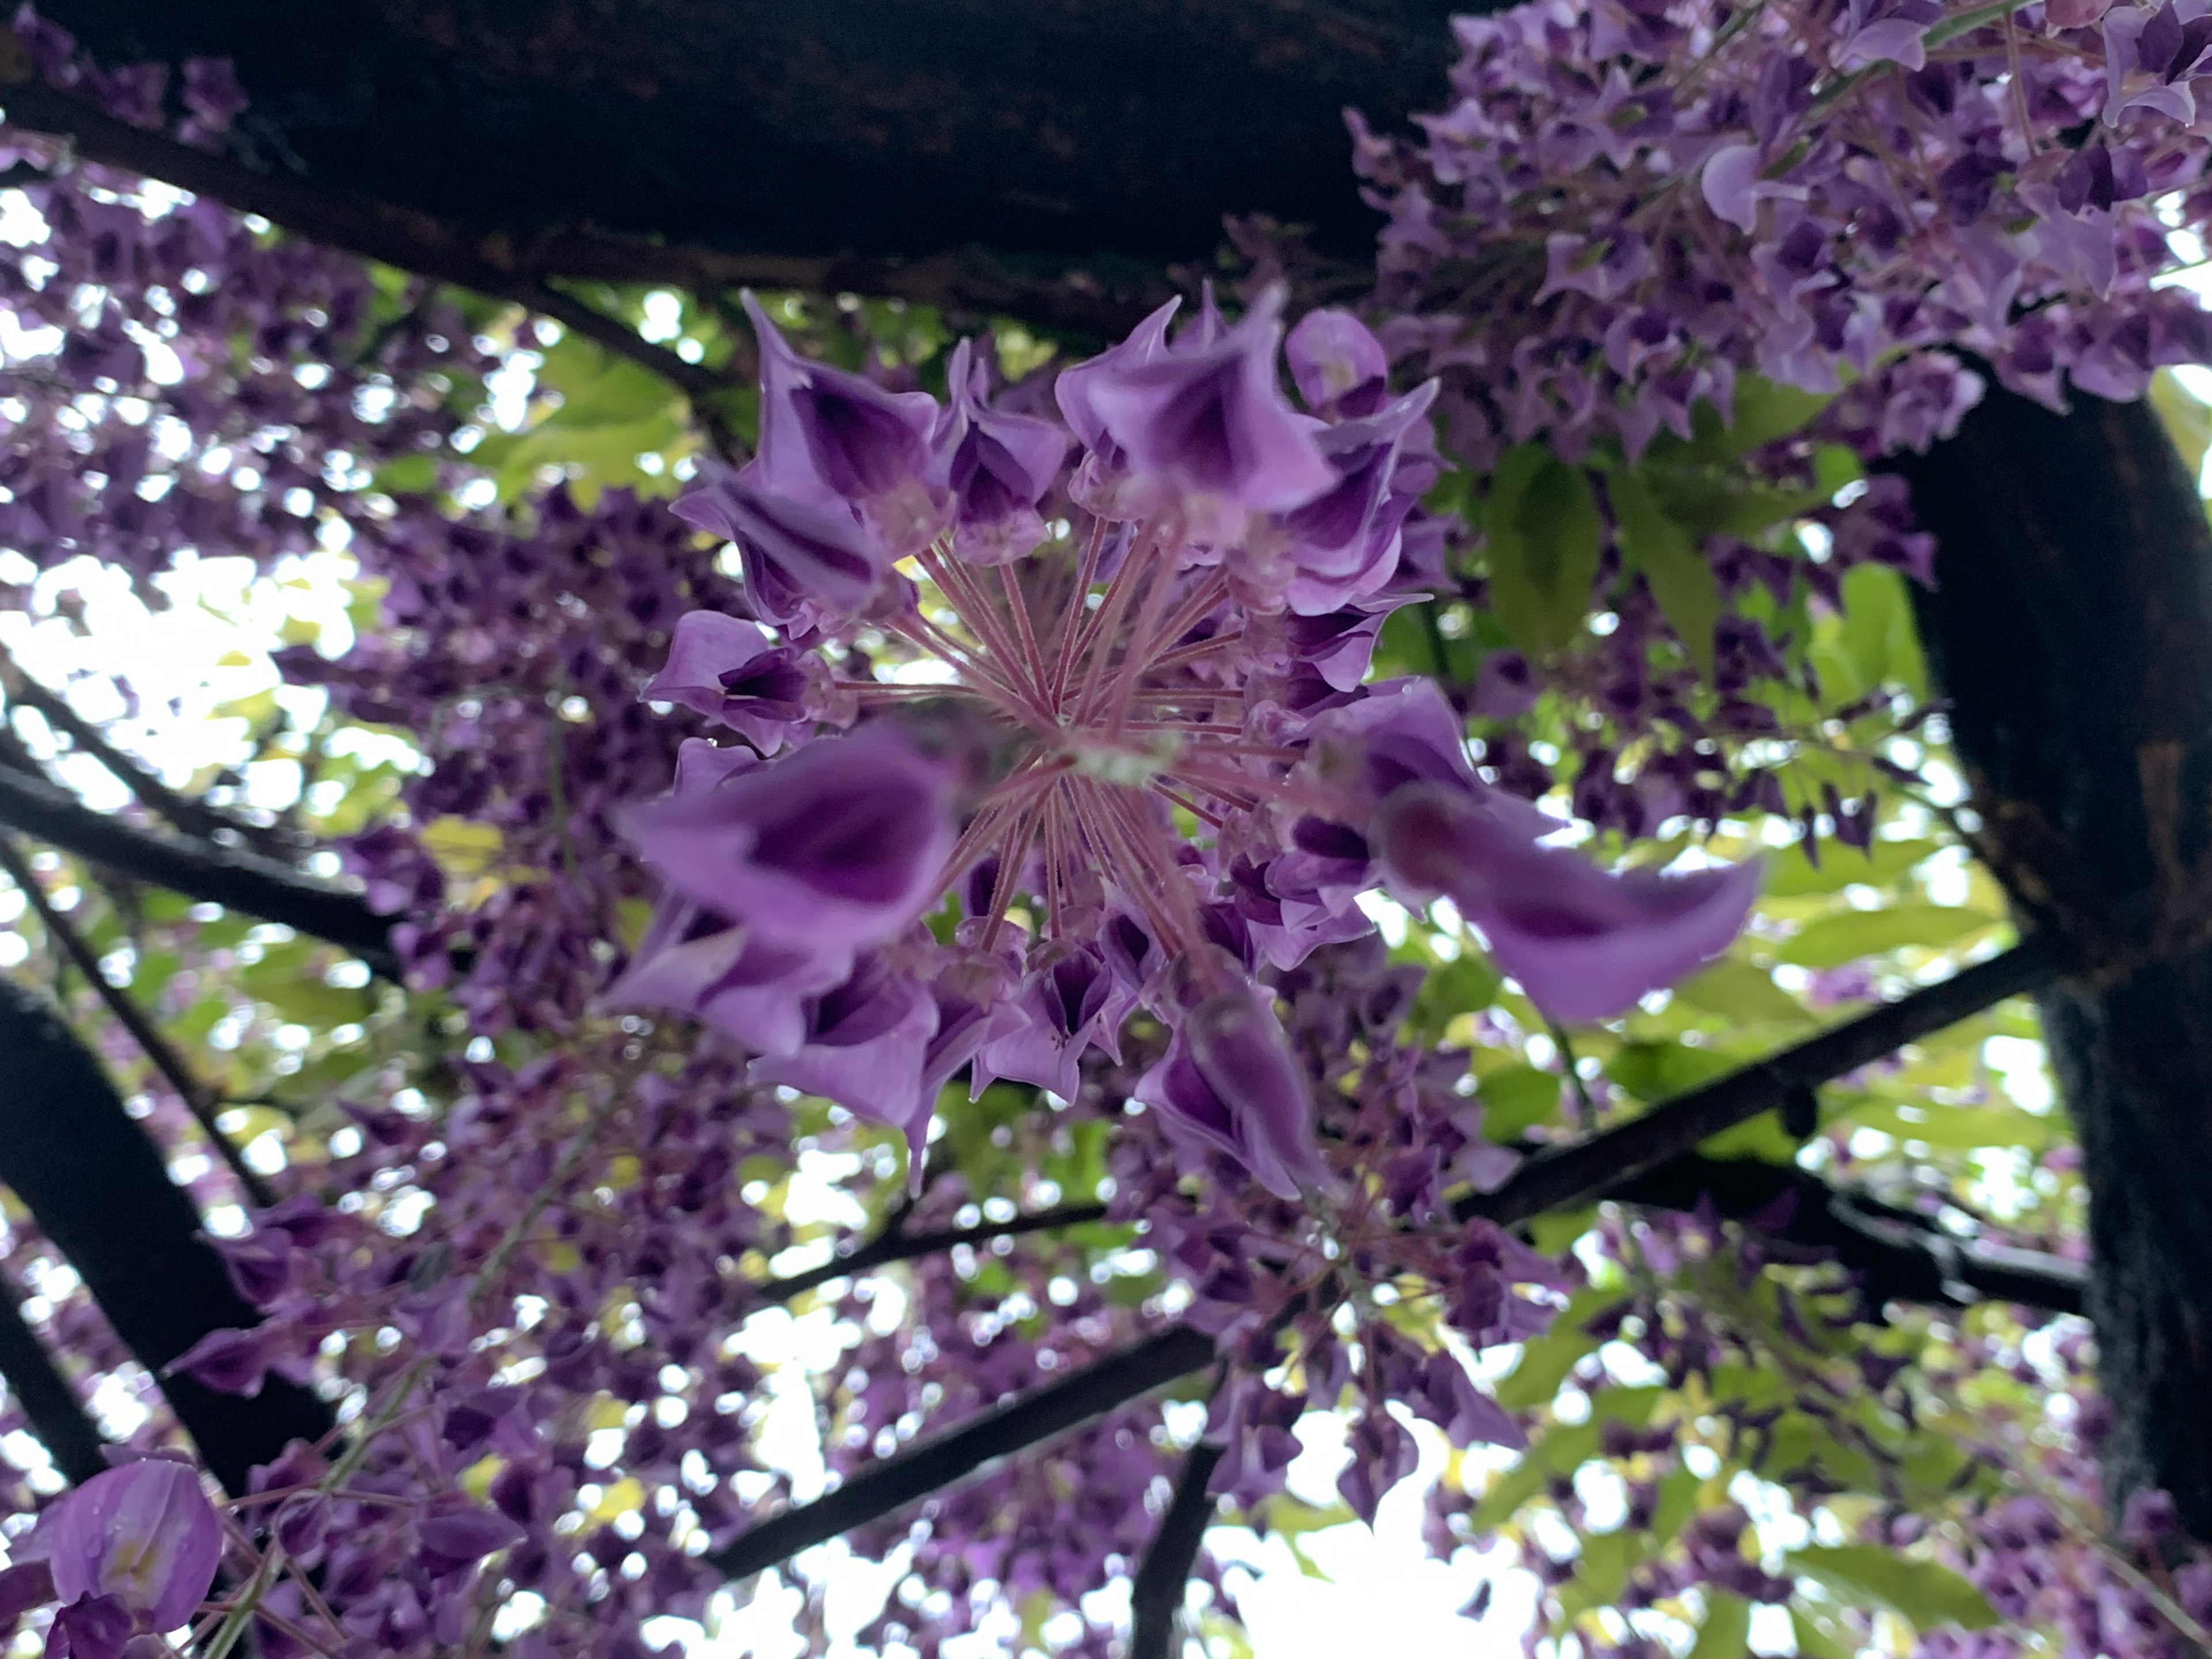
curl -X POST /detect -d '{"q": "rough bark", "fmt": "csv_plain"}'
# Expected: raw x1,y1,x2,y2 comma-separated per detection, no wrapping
1893,385,2212,1535
29,0,1468,280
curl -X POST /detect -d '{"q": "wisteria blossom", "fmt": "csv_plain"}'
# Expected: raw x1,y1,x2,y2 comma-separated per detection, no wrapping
612,294,1762,1186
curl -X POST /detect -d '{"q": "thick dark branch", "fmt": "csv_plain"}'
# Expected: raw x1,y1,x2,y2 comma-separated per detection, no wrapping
0,978,330,1493
0,1271,108,1486
0,760,396,975
1471,937,2067,1229
706,1324,1216,1580
1605,1152,2086,1316
0,831,275,1206
759,1203,1114,1306
0,69,1171,347
1131,1439,1228,1659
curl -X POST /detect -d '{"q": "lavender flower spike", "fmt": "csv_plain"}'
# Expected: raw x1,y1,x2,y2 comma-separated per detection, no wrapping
48,1460,222,1633
618,723,955,965
1373,782,1760,1023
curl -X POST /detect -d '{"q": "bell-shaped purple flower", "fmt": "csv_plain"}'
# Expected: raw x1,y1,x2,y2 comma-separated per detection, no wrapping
1372,781,1761,1022
930,339,1070,564
48,1460,222,1633
41,1594,132,1659
672,463,898,630
618,724,955,968
1286,308,1390,417
1134,987,1329,1200
1271,383,1437,614
1054,297,1180,454
415,1495,525,1578
749,955,941,1156
642,610,818,755
603,896,845,1057
744,291,947,556
974,944,1119,1102
1080,288,1335,539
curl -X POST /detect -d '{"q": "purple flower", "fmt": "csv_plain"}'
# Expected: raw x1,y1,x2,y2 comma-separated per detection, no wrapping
1372,782,1761,1022
1134,988,1328,1199
415,1496,526,1578
1081,288,1335,539
642,610,817,755
671,463,899,630
1285,308,1390,416
974,945,1120,1101
48,1461,222,1632
41,1594,132,1659
931,338,1070,564
618,724,955,967
744,291,947,556
603,897,843,1056
749,955,942,1155
1054,297,1181,454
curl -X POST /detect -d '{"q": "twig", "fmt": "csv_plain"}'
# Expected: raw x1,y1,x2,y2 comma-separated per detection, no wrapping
0,647,277,850
706,1324,1217,1580
0,759,397,975
1131,1438,1228,1659
759,1202,1114,1305
0,830,275,1206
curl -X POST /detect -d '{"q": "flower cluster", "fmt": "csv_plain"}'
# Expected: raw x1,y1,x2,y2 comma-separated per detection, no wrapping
609,293,1762,1190
1356,0,2212,467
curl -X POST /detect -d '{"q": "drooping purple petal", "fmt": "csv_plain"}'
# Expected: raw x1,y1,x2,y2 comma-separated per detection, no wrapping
1133,988,1328,1199
1372,781,1762,1021
672,464,897,629
618,724,955,963
931,338,1071,564
748,955,941,1153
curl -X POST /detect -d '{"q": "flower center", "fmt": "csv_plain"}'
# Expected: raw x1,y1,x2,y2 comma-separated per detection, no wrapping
841,522,1295,984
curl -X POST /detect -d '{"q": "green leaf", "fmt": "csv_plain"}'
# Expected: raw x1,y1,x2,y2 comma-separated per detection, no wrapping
1487,449,1603,656
1672,959,1811,1028
1764,838,1940,897
1786,1544,2001,1631
1478,1065,1567,1140
1607,1040,1738,1103
1775,904,1994,967
1689,1593,1752,1659
1711,376,1836,457
1610,465,1721,680
1831,562,1929,701
1414,954,1505,1038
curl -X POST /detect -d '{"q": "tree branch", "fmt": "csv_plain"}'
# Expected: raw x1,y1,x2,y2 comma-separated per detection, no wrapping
704,944,2078,1585
0,831,275,1206
0,648,272,851
0,978,330,1493
758,1202,1114,1306
1469,937,2068,1230
705,1323,1217,1580
1131,1438,1228,1659
1603,1152,2086,1316
0,1270,108,1486
0,760,397,975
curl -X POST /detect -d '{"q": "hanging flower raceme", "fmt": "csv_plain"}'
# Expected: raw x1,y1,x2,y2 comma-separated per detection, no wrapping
616,294,1761,1191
